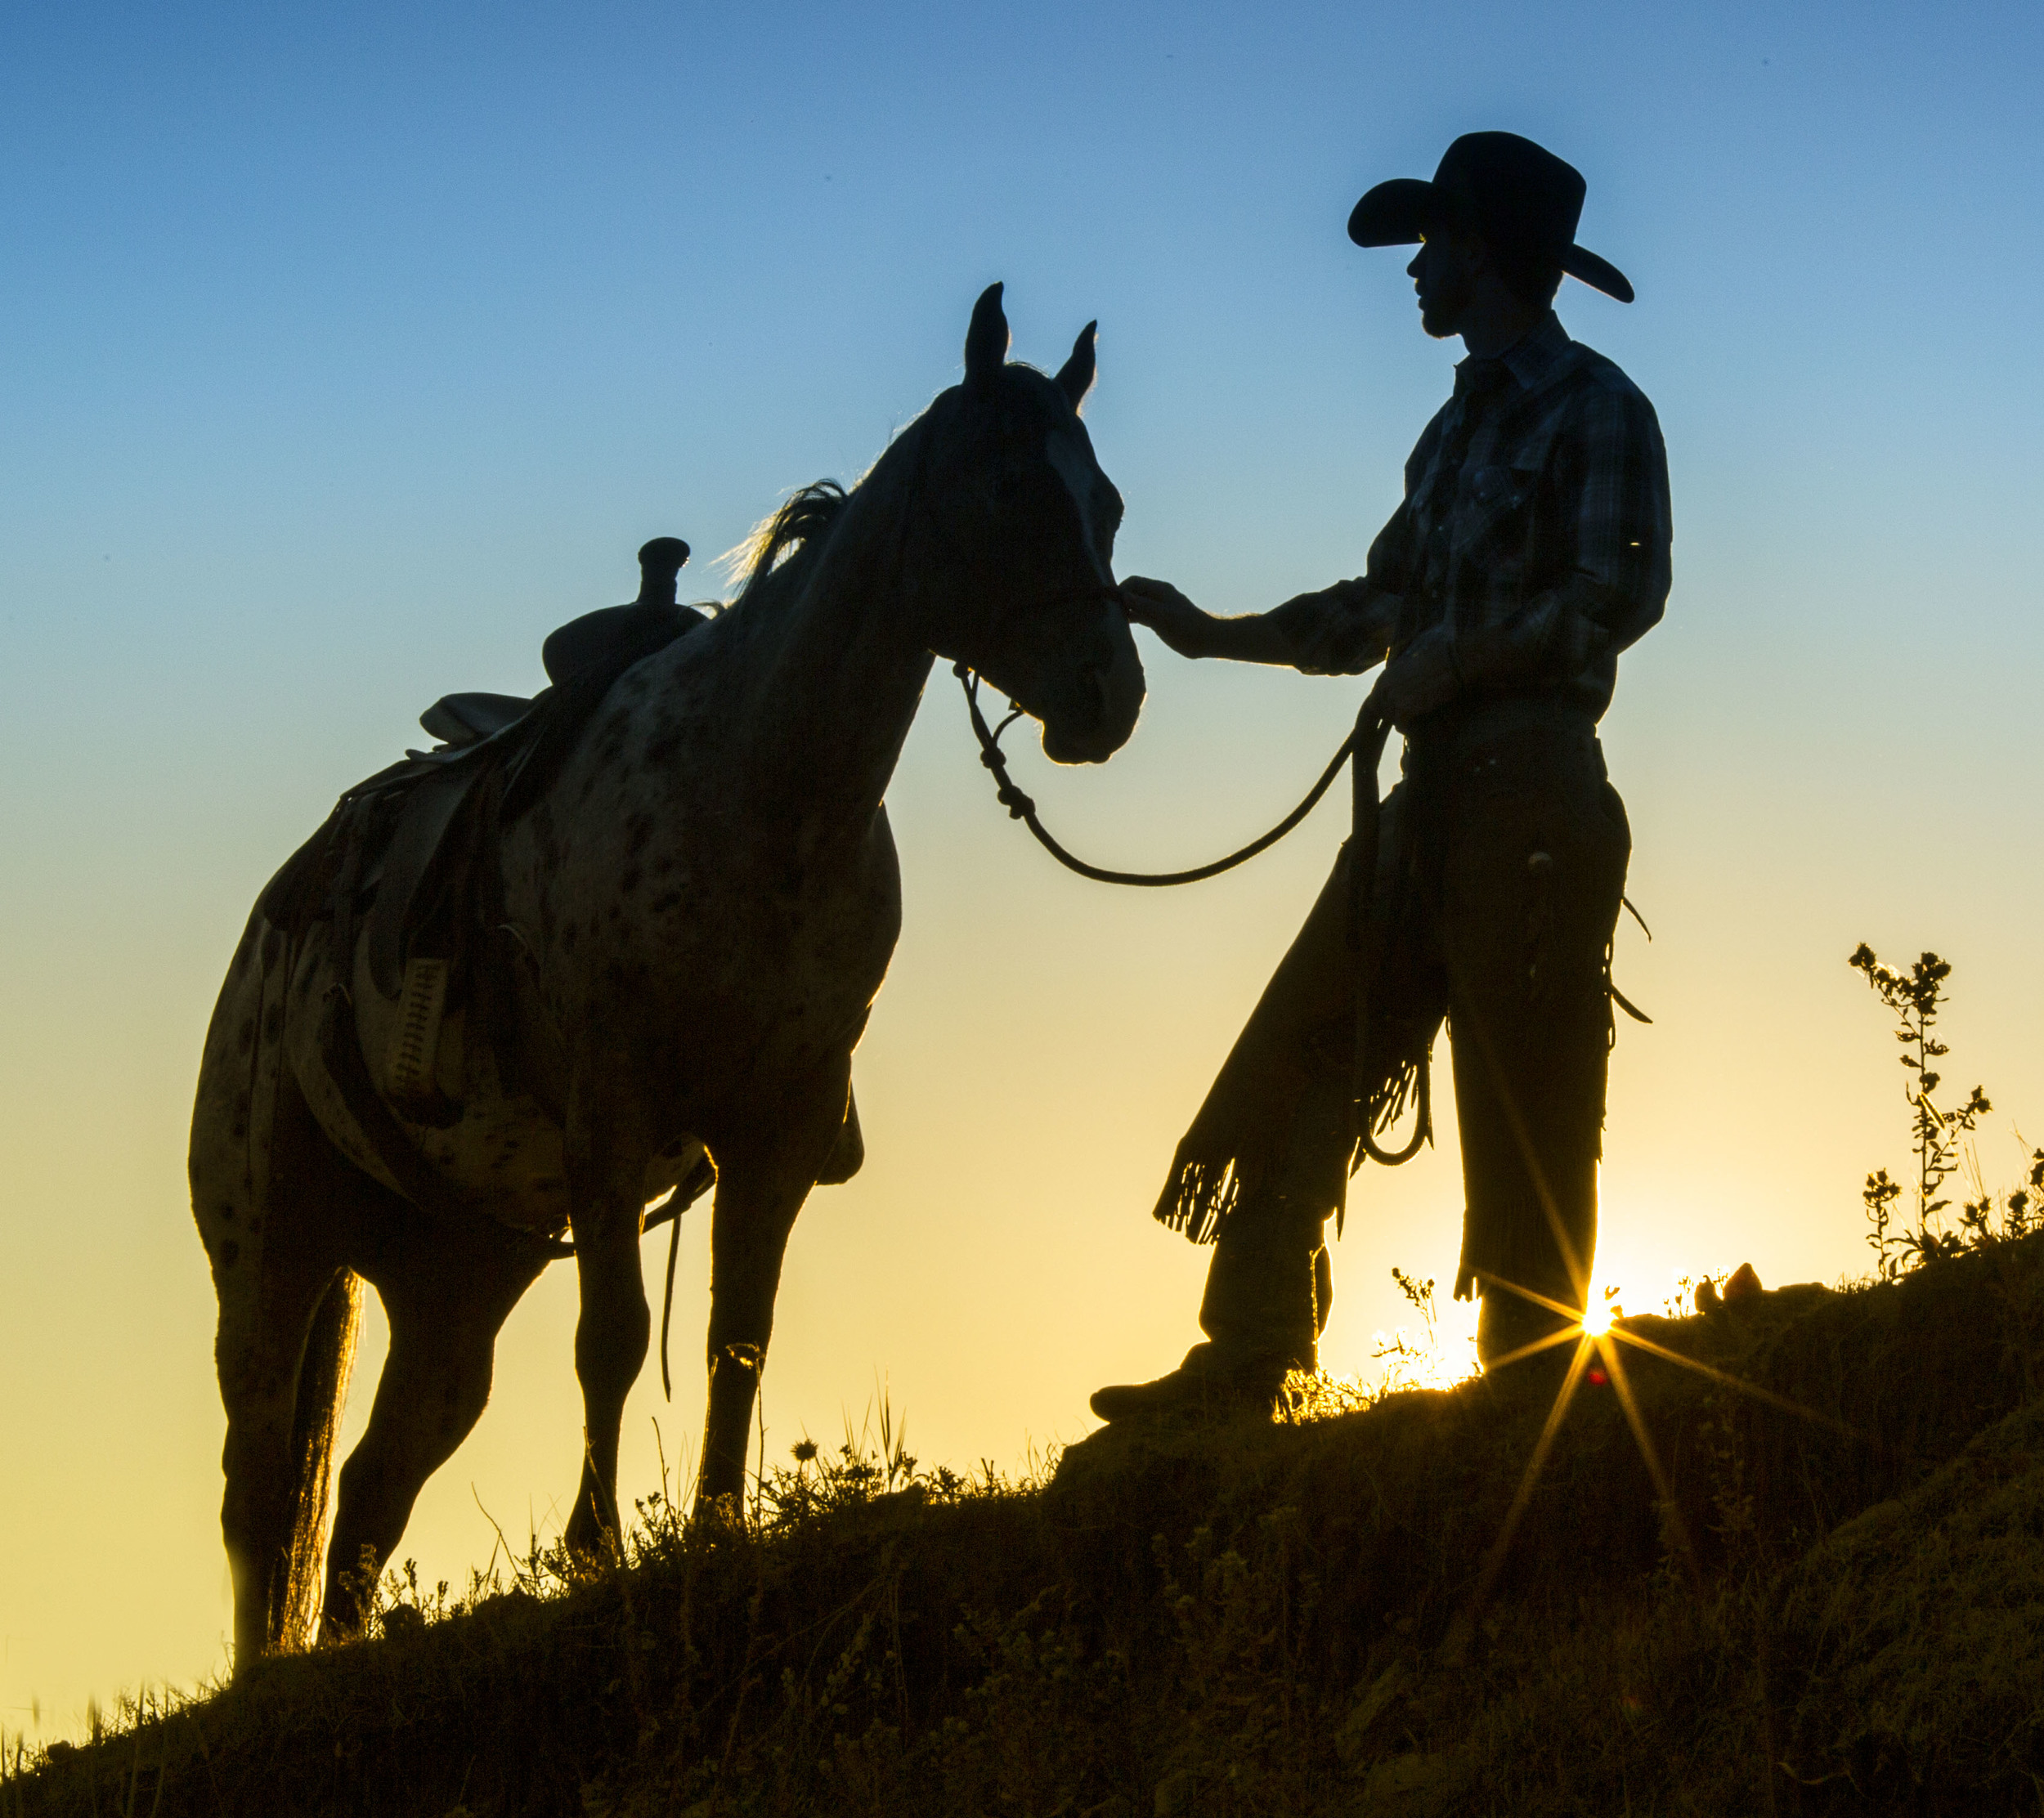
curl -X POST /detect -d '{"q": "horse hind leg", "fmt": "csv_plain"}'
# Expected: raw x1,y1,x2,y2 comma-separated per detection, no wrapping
320,1217,545,1638
195,933,363,1668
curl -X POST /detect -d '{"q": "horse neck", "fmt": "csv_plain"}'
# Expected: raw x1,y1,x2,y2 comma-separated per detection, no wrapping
733,481,935,840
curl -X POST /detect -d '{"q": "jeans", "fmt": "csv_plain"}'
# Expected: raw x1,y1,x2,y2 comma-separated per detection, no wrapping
1194,705,1631,1370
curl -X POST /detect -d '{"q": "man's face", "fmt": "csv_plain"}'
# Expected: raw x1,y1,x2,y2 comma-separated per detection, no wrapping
1406,232,1478,340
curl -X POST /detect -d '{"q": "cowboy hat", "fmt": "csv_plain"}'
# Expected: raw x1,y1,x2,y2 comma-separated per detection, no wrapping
1348,131,1634,303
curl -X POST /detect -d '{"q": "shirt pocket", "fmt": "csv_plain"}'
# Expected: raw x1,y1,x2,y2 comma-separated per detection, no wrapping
1454,462,1540,563
1464,463,1530,508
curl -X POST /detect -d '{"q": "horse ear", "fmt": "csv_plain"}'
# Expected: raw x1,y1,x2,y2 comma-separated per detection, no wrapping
1055,320,1097,410
964,282,1010,391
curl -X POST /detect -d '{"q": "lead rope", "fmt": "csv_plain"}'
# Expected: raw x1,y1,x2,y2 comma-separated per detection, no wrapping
959,665,1431,1165
1342,709,1432,1166
955,664,1358,886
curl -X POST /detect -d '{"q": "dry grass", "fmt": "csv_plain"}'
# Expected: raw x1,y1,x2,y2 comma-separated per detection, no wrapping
11,1235,2044,1816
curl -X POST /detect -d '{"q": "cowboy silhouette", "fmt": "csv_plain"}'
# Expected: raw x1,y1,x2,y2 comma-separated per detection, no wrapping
1098,132,1670,1417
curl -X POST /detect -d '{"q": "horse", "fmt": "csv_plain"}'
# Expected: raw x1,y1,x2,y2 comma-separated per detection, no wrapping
188,284,1144,1665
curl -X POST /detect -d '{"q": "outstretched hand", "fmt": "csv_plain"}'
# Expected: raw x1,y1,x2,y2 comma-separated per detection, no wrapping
1119,576,1217,659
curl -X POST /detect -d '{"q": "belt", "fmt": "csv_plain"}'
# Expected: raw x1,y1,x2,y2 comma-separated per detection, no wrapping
1403,691,1599,760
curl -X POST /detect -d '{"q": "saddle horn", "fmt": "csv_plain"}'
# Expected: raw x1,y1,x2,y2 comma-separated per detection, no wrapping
636,536,691,607
964,281,1010,392
1055,321,1097,411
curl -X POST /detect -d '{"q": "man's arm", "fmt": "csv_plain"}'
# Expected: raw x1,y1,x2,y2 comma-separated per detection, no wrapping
1120,575,1396,668
1122,491,1415,674
1455,383,1672,693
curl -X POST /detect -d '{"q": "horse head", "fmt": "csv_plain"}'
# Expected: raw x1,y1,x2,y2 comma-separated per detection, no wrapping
906,283,1145,765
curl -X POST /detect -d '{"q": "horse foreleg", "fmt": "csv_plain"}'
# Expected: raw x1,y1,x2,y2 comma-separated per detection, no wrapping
563,1102,656,1558
695,1061,852,1513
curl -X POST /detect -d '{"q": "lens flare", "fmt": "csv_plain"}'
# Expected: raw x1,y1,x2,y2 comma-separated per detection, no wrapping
1580,1281,1616,1337
1440,1258,1853,1665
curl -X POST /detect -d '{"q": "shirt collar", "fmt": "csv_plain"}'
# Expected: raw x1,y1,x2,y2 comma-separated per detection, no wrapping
1453,310,1572,399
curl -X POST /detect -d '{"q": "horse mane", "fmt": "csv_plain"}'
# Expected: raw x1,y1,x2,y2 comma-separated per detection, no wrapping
718,356,1084,620
724,481,853,611
718,360,1069,621
722,385,975,616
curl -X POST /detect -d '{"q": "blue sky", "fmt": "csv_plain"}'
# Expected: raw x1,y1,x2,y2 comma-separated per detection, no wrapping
3,0,2041,1736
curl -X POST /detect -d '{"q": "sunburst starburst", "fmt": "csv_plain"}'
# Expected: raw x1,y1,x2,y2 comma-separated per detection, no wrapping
1436,1267,1853,1666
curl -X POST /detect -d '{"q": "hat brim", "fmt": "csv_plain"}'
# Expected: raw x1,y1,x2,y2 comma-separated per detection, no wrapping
1348,178,1635,303
1559,244,1634,303
1347,177,1435,248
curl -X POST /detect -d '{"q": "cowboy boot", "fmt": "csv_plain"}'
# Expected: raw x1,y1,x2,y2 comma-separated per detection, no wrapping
1090,1225,1330,1422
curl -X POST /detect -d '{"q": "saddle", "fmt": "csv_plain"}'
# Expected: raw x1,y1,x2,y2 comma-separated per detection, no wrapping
262,537,704,1132
262,533,865,1266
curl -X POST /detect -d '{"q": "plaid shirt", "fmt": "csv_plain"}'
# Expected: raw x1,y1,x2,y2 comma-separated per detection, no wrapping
1271,311,1671,720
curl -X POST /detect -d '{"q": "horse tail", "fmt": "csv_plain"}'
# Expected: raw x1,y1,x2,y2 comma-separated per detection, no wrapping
278,1266,363,1647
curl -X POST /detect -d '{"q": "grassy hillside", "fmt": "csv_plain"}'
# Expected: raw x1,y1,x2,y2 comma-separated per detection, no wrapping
12,1234,2044,1816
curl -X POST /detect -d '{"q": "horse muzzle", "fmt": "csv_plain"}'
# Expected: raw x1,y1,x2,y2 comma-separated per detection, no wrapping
1038,627,1145,765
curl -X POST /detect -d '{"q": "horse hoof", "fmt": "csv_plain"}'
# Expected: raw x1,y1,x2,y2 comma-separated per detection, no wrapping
688,1490,746,1536
563,1506,621,1567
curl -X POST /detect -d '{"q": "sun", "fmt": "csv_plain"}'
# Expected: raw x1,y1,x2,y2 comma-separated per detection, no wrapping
1438,1254,1849,1665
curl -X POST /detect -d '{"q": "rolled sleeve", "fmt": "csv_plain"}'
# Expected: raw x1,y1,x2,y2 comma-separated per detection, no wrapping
1265,497,1417,676
1268,577,1396,676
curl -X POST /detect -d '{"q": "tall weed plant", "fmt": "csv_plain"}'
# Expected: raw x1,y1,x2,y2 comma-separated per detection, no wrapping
1850,944,2042,1277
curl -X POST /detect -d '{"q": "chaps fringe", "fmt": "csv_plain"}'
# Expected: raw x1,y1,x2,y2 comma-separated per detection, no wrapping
1150,1050,1427,1246
1153,1155,1246,1247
